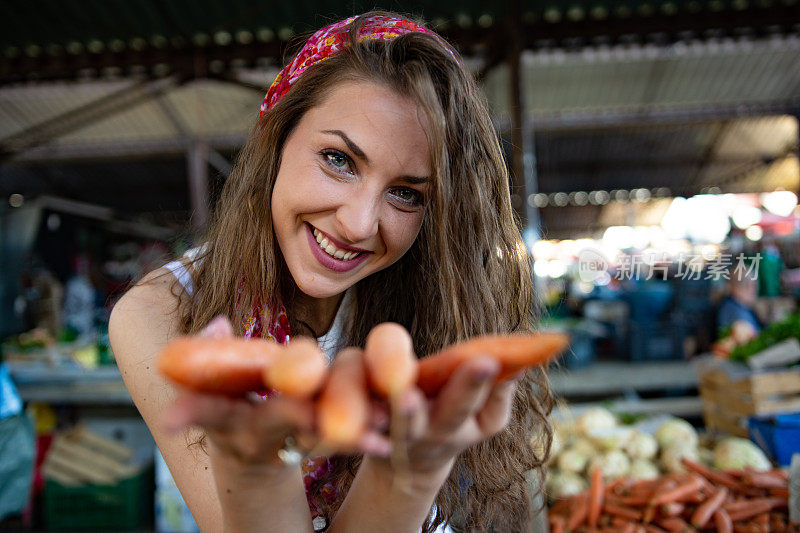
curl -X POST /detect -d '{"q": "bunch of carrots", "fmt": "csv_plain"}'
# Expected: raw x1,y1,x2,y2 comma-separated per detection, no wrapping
549,458,794,533
157,322,568,448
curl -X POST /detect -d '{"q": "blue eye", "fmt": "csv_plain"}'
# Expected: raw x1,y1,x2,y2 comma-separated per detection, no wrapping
391,187,424,207
321,150,353,174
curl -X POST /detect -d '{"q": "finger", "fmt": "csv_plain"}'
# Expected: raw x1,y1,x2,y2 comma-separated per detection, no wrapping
369,398,391,433
199,315,235,338
396,387,428,442
429,356,499,432
253,395,315,434
358,431,392,457
475,377,518,436
163,391,245,434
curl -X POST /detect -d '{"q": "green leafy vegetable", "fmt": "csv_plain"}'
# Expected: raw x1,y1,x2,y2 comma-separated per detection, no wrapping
730,312,800,362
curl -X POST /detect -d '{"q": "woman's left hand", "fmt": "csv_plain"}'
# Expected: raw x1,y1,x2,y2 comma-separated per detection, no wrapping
373,355,520,479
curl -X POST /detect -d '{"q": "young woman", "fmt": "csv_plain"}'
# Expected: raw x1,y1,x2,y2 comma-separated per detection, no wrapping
109,12,553,532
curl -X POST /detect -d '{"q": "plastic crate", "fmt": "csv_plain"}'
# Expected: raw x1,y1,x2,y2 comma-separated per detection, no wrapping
748,414,800,466
43,465,153,531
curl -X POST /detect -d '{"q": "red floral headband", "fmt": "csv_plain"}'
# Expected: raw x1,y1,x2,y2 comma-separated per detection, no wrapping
259,14,454,118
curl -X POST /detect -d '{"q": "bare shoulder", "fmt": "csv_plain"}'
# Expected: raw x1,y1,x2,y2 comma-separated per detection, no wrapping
109,269,223,531
109,268,183,348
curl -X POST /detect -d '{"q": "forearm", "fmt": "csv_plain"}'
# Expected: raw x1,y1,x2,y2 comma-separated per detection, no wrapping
328,456,453,533
209,445,314,533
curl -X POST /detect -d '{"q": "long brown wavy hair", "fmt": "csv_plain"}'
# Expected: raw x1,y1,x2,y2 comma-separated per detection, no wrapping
174,11,553,532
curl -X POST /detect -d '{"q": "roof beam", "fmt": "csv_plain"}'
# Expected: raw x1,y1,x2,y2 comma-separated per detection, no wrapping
1,5,796,85
492,101,800,133
0,76,183,161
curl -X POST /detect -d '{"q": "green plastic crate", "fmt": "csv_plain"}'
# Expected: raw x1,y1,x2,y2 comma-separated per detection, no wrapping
43,465,153,531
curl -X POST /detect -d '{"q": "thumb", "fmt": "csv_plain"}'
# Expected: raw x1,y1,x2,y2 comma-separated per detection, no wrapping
200,315,235,338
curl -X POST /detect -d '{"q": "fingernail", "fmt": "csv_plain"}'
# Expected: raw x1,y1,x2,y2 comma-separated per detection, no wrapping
400,391,417,416
202,315,230,338
362,433,391,457
471,359,500,382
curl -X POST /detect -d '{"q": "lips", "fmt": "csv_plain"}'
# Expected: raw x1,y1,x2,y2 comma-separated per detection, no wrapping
305,223,372,272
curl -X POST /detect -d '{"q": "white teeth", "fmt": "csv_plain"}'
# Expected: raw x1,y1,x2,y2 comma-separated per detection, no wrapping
311,226,361,261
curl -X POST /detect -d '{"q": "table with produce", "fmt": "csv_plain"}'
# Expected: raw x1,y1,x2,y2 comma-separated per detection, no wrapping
544,313,800,532
544,406,798,532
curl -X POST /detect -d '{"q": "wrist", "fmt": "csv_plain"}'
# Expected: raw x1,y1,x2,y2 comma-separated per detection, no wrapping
208,440,299,482
362,454,454,493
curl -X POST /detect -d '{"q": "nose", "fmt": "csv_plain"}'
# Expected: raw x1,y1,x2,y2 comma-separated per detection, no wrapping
335,187,380,245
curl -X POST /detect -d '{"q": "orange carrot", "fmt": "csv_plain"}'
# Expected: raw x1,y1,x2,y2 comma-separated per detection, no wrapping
566,494,589,531
726,498,785,522
606,478,629,495
768,512,786,531
588,466,604,527
611,517,631,528
770,468,788,481
549,515,565,533
642,476,675,523
742,471,787,490
660,502,684,517
363,323,418,398
602,503,642,521
732,524,761,533
691,487,728,528
263,337,328,398
416,332,569,395
158,336,280,395
713,509,733,533
656,517,690,532
724,500,754,513
549,497,571,516
768,487,789,498
317,348,369,447
643,526,667,533
650,475,704,506
616,494,653,506
681,458,739,490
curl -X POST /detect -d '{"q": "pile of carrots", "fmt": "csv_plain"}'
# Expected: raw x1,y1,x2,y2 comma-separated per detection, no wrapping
157,323,568,447
548,458,794,533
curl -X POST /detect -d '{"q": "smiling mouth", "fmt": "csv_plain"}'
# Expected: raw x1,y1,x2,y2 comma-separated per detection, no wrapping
310,226,366,262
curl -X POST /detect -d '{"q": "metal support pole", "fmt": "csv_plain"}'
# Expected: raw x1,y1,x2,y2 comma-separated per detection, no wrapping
508,0,541,247
187,141,210,232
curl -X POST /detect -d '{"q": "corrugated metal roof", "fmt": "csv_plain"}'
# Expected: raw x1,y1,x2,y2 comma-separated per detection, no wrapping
1,31,797,231
484,35,800,117
533,115,797,195
3,36,797,161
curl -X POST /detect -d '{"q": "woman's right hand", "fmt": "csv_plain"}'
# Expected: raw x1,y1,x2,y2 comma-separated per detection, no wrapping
160,316,392,467
161,316,318,468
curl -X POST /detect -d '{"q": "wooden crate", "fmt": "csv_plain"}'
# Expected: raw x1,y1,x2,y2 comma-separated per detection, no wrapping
698,364,800,437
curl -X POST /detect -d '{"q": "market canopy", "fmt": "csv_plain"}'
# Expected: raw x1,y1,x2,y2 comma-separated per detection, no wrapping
1,1,798,234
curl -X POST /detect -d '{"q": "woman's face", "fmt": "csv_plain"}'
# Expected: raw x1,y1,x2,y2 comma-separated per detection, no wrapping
271,80,432,299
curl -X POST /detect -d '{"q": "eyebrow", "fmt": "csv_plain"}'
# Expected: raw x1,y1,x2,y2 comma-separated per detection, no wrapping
320,129,430,184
